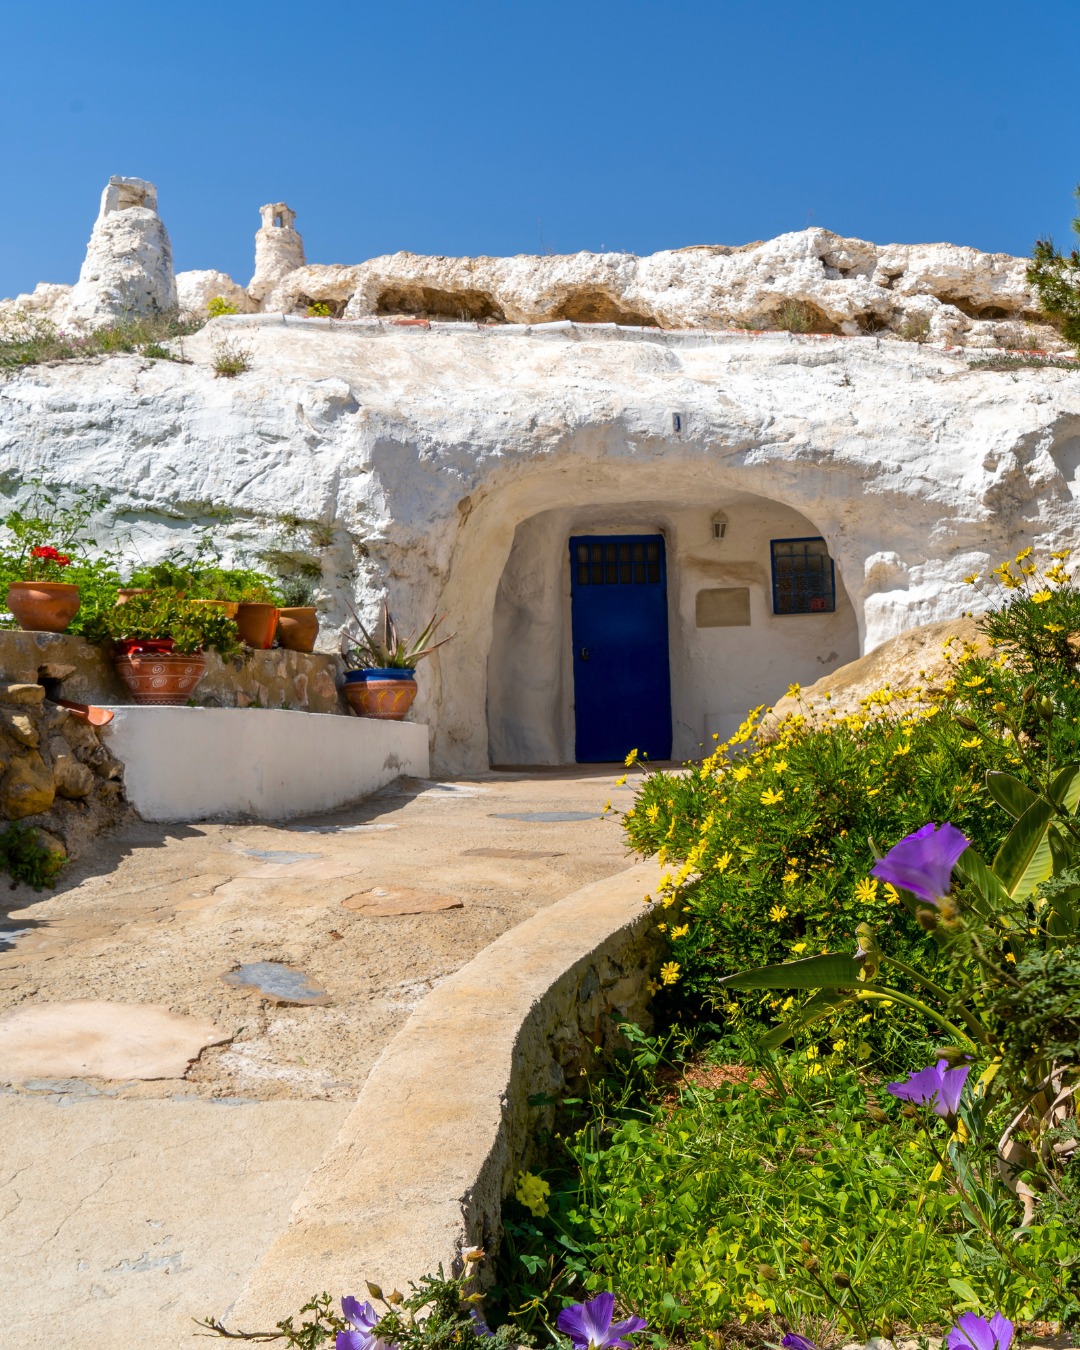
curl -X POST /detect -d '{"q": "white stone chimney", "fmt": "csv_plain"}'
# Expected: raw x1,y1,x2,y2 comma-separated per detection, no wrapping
248,202,305,305
67,176,177,324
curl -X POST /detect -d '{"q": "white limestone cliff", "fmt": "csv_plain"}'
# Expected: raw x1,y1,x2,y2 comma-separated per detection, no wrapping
1,178,1063,354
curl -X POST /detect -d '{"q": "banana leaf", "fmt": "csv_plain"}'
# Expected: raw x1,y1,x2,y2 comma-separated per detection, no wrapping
721,952,861,990
985,771,1038,820
994,797,1056,902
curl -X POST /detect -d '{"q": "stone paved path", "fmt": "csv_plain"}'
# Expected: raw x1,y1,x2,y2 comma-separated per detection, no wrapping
0,769,637,1349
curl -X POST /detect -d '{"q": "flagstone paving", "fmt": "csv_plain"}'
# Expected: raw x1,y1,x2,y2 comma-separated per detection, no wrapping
0,768,637,1350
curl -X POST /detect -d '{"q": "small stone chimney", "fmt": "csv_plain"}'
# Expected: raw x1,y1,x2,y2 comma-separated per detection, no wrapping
67,176,177,324
248,202,305,305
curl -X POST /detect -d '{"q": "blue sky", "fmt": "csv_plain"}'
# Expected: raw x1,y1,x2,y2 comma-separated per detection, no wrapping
1,1,1078,297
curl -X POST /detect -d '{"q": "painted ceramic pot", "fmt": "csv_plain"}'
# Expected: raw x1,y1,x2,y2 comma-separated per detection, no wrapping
7,581,81,633
113,649,208,706
235,602,280,649
342,668,417,720
276,606,319,653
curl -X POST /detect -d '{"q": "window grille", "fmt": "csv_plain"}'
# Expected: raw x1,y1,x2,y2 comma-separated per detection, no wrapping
770,537,836,615
575,539,662,587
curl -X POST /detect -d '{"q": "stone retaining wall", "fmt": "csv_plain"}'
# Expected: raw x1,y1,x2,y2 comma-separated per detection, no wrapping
0,681,128,864
0,632,354,866
230,860,664,1328
0,631,350,715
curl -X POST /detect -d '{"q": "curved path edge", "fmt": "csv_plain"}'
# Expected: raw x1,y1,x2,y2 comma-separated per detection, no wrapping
229,858,663,1327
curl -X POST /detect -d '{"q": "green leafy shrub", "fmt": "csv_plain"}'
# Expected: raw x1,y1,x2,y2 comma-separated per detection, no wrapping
544,1056,1078,1344
206,296,238,317
0,822,65,888
307,301,332,317
624,554,1080,1046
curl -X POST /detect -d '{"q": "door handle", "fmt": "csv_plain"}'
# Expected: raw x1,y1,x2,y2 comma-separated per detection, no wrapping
580,647,590,661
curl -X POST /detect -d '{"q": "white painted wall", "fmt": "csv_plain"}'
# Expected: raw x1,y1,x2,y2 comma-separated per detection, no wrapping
487,492,858,764
101,708,429,822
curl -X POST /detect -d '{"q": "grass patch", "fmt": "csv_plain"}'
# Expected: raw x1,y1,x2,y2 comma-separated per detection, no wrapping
968,352,1078,371
0,310,204,370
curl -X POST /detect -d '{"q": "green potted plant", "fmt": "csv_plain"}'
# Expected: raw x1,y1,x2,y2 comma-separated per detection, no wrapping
230,578,282,650
276,575,320,653
0,483,108,632
7,545,81,632
341,603,454,720
89,592,240,705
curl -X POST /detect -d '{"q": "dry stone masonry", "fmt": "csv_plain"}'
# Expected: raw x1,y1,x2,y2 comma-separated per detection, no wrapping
0,680,126,864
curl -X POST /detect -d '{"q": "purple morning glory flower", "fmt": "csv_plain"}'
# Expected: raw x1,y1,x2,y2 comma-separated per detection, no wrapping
337,1298,381,1350
947,1312,1015,1350
782,1336,816,1350
887,1059,970,1118
557,1293,647,1350
470,1309,495,1339
871,822,970,904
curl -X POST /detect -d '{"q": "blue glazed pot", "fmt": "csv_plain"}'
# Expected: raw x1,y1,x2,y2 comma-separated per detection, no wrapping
343,668,416,683
342,668,417,719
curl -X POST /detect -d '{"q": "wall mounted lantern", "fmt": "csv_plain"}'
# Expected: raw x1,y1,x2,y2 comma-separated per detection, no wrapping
711,510,729,541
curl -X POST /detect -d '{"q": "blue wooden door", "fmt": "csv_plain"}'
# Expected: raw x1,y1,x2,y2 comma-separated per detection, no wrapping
569,535,672,763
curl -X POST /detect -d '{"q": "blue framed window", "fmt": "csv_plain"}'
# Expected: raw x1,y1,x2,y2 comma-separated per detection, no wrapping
770,537,836,615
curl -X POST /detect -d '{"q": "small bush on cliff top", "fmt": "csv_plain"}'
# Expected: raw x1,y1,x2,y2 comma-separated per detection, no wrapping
1029,184,1080,353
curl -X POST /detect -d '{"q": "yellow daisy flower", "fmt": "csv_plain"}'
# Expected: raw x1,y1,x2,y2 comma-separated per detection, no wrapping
660,961,681,985
769,904,789,922
854,878,877,904
760,787,784,806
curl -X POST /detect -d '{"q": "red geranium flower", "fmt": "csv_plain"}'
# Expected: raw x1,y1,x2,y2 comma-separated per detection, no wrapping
31,546,71,566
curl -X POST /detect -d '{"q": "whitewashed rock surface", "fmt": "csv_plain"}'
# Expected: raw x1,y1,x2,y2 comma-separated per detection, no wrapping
1,314,1079,770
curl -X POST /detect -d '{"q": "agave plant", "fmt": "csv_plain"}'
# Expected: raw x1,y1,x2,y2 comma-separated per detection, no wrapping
343,601,454,670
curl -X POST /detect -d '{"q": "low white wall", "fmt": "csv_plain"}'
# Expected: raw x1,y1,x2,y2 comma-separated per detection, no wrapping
101,708,429,822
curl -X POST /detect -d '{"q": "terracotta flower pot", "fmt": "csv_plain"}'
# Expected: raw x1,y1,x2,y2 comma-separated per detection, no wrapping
277,606,319,653
342,668,417,720
113,649,208,705
236,602,280,649
7,581,81,633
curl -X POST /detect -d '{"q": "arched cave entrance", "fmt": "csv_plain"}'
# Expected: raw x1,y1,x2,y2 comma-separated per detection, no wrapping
485,491,860,766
